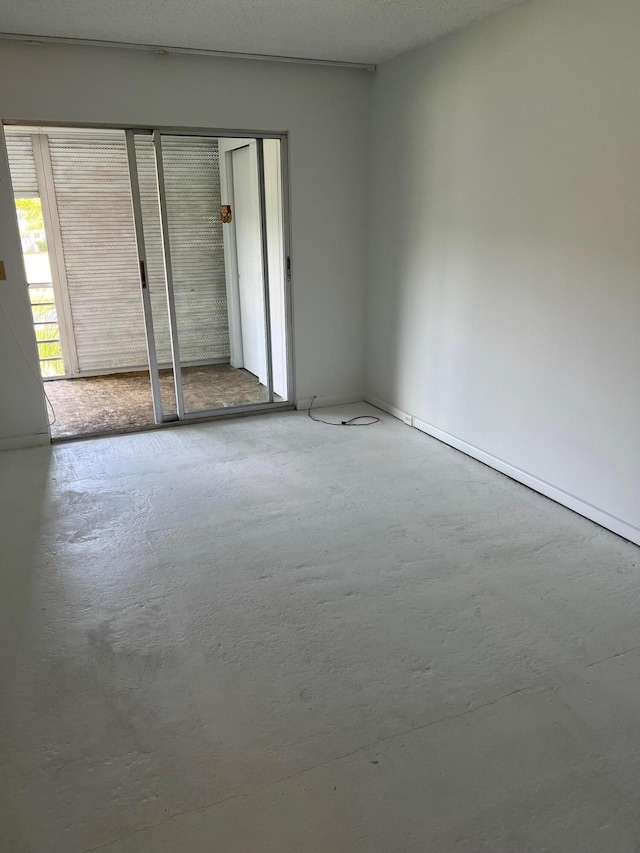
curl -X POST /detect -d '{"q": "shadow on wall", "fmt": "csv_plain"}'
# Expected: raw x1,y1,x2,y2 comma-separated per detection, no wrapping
366,40,463,415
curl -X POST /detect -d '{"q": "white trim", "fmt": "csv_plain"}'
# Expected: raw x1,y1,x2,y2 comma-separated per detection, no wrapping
263,138,287,399
364,393,414,427
0,431,50,451
30,132,79,375
0,32,375,72
280,135,295,404
256,138,274,402
296,392,365,410
365,394,640,547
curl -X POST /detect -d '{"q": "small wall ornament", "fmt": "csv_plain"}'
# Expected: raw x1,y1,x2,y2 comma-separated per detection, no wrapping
220,205,232,224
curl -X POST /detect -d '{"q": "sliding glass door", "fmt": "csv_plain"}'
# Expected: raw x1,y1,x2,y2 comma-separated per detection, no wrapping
4,122,291,438
126,129,290,424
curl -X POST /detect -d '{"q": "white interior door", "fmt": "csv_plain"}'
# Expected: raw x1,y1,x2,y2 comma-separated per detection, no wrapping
232,144,267,385
263,139,287,399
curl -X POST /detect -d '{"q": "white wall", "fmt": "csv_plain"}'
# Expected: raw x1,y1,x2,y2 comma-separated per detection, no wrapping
0,131,50,449
366,0,640,543
0,41,372,444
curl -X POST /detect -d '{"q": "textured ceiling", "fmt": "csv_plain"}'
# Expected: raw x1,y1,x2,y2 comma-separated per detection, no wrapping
0,0,529,64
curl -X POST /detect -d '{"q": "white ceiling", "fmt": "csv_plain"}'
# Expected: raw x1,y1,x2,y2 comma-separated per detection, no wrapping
0,0,529,65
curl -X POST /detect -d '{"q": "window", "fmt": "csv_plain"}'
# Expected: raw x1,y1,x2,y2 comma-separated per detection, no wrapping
14,195,65,377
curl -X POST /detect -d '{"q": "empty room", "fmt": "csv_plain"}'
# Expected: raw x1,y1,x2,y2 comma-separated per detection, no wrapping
0,0,639,850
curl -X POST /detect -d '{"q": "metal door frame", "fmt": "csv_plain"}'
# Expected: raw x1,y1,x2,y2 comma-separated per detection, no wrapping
125,124,294,423
124,129,164,424
3,119,296,441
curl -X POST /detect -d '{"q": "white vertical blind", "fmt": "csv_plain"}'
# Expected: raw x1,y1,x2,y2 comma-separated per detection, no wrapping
48,133,148,372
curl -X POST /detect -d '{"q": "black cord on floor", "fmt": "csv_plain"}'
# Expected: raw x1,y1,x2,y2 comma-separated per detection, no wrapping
307,396,380,426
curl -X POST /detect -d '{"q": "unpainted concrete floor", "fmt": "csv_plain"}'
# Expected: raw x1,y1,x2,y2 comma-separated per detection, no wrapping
1,405,639,852
45,364,271,439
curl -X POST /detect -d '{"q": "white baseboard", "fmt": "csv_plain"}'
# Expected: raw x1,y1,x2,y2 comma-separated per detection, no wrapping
365,394,640,547
0,431,50,452
364,393,414,427
296,392,365,411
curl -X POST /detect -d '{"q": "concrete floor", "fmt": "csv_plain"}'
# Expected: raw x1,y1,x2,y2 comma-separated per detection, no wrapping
45,365,271,439
1,404,639,852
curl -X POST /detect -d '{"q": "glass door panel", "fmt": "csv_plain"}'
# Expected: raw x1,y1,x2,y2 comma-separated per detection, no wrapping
6,124,291,437
130,132,179,420
159,134,233,414
125,128,291,423
157,134,275,415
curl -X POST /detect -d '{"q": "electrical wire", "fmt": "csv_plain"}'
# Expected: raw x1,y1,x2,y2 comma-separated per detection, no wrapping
307,395,380,426
0,295,57,430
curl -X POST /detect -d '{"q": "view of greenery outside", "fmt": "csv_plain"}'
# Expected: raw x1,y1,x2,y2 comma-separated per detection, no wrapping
15,197,65,377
